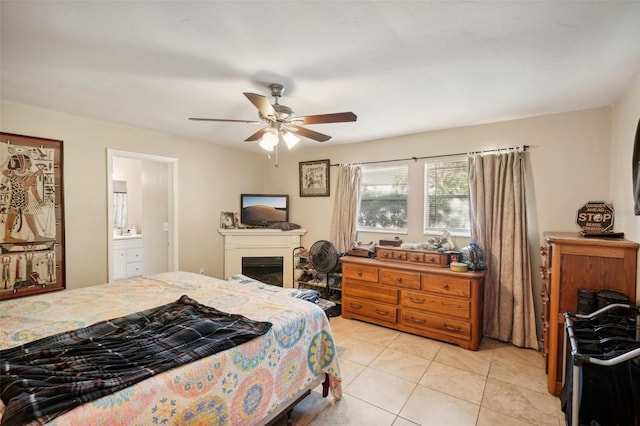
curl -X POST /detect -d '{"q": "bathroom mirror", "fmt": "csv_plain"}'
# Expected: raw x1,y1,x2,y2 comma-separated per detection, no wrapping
113,180,128,229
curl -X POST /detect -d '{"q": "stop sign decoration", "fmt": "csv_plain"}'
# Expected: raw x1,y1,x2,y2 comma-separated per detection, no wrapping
576,201,614,233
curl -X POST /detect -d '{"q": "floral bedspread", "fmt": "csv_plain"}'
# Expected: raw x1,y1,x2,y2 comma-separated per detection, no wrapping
0,271,341,425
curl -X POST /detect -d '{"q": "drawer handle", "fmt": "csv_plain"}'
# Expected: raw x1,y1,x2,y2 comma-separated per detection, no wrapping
539,266,548,280
375,309,389,316
412,255,420,261
443,323,461,332
409,296,425,304
428,256,435,262
442,283,450,290
397,277,403,283
409,316,426,324
349,303,363,309
357,271,363,277
382,253,389,258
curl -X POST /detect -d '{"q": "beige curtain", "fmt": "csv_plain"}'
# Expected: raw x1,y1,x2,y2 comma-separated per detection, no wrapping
330,165,362,253
468,151,538,349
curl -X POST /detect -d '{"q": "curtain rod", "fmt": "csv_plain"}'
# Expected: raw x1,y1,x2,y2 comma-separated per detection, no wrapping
330,144,530,167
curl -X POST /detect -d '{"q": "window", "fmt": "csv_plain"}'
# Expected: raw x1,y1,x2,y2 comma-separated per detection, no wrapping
424,158,470,235
357,162,408,232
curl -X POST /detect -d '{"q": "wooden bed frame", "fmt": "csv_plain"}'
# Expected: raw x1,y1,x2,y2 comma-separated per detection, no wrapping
262,374,330,426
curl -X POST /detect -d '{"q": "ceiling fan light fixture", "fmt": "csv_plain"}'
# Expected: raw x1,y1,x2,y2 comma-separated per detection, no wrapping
259,130,278,151
259,139,274,151
283,131,300,149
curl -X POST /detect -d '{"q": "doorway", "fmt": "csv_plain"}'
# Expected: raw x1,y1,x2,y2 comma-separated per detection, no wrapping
107,150,178,282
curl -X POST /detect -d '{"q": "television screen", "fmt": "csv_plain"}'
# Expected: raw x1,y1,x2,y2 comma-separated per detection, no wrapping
240,194,289,227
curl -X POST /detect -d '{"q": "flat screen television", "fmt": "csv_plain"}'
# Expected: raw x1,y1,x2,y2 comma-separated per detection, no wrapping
240,194,289,227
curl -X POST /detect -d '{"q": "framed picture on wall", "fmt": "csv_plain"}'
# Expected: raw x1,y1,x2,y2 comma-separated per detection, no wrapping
299,159,330,197
0,132,65,300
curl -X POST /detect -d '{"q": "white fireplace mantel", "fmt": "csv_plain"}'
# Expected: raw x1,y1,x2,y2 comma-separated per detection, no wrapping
218,228,307,288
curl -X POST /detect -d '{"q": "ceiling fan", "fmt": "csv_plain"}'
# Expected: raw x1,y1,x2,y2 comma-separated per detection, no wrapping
189,84,357,151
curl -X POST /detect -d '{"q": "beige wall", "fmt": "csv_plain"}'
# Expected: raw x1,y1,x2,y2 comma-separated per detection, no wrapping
610,70,640,299
267,107,612,248
3,81,636,318
1,100,269,288
265,107,613,341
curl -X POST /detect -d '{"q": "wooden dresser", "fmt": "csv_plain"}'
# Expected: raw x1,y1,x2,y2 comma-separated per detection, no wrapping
341,255,485,350
541,232,638,395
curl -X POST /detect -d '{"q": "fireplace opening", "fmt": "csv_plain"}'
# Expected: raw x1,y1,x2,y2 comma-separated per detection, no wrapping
242,256,284,287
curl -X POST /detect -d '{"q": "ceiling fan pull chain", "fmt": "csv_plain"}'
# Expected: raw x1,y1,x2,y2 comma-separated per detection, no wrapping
274,144,279,168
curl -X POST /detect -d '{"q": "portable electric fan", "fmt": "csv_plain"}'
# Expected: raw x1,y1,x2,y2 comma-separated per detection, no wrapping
308,240,340,274
307,240,341,299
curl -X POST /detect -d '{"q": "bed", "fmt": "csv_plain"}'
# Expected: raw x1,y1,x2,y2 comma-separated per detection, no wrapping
0,271,342,425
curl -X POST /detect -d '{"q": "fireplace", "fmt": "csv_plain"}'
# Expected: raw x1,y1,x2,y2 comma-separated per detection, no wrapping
218,228,306,288
242,256,284,287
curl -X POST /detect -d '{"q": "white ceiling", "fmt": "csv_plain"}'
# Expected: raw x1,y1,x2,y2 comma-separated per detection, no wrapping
1,1,639,152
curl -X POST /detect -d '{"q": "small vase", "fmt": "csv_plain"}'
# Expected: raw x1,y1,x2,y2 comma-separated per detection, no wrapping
460,240,486,270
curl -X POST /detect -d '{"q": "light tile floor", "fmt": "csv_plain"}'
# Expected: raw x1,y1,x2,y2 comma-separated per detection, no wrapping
285,316,566,426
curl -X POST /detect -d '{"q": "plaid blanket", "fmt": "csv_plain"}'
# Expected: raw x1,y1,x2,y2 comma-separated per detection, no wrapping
0,295,272,426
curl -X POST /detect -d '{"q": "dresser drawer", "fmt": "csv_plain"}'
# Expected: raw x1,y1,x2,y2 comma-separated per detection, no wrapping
541,287,549,322
376,248,394,261
377,248,409,261
343,264,378,283
380,268,420,289
422,275,471,298
126,248,143,262
399,290,430,310
391,250,407,261
416,292,470,319
407,251,424,263
343,281,398,304
422,252,448,266
343,297,397,325
400,309,470,340
126,262,143,277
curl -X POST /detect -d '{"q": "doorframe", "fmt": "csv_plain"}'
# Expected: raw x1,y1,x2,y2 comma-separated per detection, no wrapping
107,149,179,282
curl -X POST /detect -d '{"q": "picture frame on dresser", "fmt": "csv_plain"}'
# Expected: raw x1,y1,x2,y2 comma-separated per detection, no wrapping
220,211,237,229
299,159,330,197
0,132,65,300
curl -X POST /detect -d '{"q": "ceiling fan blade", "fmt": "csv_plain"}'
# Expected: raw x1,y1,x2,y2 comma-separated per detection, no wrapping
244,128,269,142
243,92,276,119
189,117,261,123
298,112,357,125
290,125,332,142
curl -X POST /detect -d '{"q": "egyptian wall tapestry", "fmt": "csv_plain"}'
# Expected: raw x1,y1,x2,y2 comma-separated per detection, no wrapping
0,132,65,300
